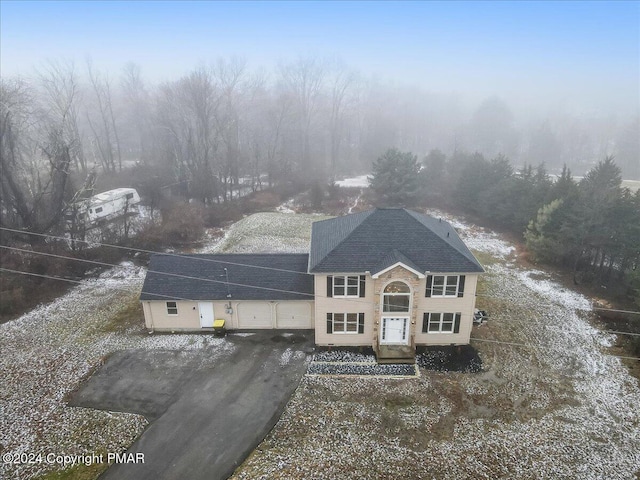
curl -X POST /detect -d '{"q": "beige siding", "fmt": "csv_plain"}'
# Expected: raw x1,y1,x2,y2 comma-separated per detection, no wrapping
142,299,314,331
413,273,478,345
313,270,479,347
314,274,375,346
143,300,202,331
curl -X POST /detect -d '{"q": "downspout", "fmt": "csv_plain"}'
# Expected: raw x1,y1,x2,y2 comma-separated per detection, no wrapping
147,301,155,334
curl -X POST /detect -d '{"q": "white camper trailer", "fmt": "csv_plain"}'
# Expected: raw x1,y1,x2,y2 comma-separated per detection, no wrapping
86,188,141,223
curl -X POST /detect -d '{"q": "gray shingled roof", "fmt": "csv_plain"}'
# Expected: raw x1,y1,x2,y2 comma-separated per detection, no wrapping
308,208,484,274
140,254,314,301
372,249,423,276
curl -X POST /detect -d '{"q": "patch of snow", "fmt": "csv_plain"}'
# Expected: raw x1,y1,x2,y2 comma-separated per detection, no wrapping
232,209,640,480
280,348,293,366
335,175,370,188
347,190,362,214
0,262,236,479
425,208,516,260
516,269,592,311
213,212,332,253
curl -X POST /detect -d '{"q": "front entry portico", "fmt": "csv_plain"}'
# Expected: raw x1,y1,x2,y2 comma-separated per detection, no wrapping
379,281,412,349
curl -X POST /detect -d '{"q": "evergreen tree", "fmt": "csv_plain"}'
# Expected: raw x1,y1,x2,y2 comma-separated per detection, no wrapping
368,148,422,206
525,199,566,262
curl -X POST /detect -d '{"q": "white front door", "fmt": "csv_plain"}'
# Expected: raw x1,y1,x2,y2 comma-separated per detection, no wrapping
198,302,215,328
380,317,409,345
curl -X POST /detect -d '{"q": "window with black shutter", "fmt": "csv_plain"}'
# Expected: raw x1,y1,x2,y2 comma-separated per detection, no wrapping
423,312,461,333
457,276,466,297
425,275,433,297
359,275,366,297
326,313,333,333
427,275,461,297
327,276,333,298
358,313,365,333
454,313,461,333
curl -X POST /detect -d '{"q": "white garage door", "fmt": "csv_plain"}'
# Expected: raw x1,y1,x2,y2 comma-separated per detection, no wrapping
237,302,272,328
276,302,312,328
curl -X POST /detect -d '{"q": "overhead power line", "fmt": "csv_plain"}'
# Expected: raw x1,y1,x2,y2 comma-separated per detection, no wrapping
3,267,639,362
0,226,309,276
0,267,193,303
593,307,640,316
5,243,640,334
469,337,640,362
0,245,316,299
5,226,640,315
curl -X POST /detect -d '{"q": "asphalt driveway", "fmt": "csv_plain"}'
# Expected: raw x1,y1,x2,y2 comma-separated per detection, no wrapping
70,331,313,480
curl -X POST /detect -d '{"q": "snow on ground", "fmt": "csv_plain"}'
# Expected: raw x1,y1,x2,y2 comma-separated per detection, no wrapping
232,211,640,480
1,210,320,479
0,266,235,479
211,212,331,253
4,207,640,479
276,198,297,214
425,207,516,259
335,175,370,188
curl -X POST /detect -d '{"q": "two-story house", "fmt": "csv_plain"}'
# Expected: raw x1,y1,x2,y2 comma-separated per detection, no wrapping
139,208,484,362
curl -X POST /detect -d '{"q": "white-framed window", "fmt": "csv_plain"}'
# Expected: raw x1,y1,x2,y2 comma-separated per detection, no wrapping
422,312,461,333
326,313,364,334
333,275,361,297
427,275,464,297
382,281,411,312
166,301,178,315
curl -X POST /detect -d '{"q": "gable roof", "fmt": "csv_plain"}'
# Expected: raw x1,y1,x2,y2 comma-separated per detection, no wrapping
140,254,314,301
308,208,484,274
371,249,425,278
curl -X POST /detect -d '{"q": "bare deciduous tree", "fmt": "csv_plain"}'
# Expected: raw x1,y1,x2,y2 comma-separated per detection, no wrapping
278,56,326,178
86,59,122,172
1,69,78,241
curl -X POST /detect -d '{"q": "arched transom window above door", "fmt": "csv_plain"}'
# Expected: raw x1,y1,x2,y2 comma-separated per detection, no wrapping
383,281,410,312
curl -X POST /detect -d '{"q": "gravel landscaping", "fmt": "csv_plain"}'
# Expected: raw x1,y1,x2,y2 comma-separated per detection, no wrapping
3,203,640,479
231,208,640,480
416,345,483,373
308,362,419,377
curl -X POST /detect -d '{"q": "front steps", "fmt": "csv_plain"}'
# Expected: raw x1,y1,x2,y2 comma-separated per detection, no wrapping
376,345,416,364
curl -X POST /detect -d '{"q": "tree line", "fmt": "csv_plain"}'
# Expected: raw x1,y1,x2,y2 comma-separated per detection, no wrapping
1,56,638,240
370,149,640,307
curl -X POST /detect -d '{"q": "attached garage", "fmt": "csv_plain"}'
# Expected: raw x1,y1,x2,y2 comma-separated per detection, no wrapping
237,302,273,328
276,302,312,328
140,253,314,332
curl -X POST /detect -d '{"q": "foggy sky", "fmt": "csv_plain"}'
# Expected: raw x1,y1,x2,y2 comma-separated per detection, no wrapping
1,1,638,117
